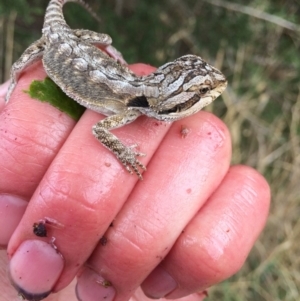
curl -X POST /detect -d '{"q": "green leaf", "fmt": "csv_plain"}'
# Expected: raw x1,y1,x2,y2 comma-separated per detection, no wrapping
25,77,85,121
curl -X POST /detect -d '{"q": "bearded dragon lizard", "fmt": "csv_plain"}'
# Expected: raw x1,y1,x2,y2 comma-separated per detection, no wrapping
6,0,227,179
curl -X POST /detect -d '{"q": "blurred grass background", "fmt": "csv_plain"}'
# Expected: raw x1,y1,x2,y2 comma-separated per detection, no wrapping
1,0,300,300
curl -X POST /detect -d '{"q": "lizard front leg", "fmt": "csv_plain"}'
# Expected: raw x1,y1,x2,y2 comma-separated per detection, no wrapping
72,29,126,64
5,37,45,103
92,110,146,179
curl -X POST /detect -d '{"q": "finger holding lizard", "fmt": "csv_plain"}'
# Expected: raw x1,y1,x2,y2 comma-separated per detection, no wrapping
2,62,170,300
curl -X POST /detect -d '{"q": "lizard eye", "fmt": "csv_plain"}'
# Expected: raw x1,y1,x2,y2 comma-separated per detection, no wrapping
199,86,210,95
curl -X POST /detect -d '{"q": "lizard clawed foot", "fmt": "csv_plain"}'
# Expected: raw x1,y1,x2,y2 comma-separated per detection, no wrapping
118,145,147,179
128,144,146,157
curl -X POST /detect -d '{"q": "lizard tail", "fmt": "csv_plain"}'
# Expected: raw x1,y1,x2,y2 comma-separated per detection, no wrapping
43,0,100,29
64,0,101,22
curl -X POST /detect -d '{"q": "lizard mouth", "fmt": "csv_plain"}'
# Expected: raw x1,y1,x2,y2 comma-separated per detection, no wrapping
158,94,201,115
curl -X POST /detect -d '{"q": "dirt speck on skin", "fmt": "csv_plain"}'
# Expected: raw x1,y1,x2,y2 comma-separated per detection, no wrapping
100,236,108,246
33,222,47,237
97,279,112,288
33,217,64,237
180,125,190,138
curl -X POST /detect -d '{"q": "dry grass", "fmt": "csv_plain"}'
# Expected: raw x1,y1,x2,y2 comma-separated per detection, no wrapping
2,0,300,300
210,45,300,300
200,3,300,301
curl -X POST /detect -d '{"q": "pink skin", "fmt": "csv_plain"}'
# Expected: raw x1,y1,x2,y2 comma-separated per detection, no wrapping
0,62,270,301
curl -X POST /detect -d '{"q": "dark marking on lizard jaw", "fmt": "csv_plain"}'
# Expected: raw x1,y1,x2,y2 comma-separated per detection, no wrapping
158,94,200,115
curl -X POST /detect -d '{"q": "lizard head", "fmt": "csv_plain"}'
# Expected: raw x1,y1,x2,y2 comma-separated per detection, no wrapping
127,55,227,121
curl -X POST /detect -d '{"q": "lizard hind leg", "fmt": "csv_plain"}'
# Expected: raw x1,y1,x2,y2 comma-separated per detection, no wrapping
72,29,127,64
72,29,112,46
5,38,45,103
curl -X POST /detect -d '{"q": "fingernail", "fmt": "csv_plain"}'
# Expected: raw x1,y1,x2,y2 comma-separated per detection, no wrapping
0,194,27,247
76,267,116,301
141,266,177,298
9,240,64,300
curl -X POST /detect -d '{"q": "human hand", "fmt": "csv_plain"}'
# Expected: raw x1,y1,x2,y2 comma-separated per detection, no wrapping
0,62,270,301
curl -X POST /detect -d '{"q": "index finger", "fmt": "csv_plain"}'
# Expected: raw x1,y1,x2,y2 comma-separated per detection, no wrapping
0,62,76,247
0,62,156,247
